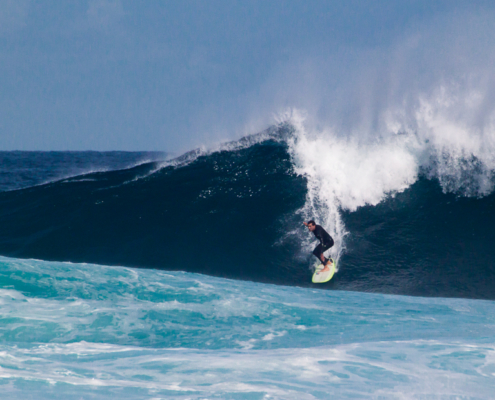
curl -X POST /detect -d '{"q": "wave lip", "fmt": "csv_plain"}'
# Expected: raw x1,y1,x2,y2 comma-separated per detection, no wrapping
161,122,294,169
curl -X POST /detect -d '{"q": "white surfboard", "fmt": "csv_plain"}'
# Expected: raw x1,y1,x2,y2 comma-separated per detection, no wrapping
312,260,336,283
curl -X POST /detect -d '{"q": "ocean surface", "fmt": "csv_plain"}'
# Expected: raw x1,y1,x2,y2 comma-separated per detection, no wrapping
1,125,495,398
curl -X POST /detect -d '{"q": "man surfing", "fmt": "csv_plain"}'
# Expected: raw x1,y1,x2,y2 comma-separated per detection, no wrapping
303,220,334,273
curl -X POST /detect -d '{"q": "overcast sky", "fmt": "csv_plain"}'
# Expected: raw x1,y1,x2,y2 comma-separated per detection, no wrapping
1,0,494,152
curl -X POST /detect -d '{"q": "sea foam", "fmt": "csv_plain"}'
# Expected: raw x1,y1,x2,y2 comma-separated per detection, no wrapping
1,256,494,399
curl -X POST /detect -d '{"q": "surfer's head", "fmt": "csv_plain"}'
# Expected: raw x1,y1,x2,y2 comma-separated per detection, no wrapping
307,220,316,231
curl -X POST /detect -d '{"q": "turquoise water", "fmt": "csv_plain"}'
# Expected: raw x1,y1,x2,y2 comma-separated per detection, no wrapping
1,256,494,399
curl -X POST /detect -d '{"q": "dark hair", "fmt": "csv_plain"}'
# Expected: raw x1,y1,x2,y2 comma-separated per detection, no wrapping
307,220,316,226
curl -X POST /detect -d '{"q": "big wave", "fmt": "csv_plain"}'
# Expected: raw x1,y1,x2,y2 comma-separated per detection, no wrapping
1,112,495,298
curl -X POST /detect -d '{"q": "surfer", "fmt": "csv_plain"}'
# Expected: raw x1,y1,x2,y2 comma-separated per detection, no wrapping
303,220,334,272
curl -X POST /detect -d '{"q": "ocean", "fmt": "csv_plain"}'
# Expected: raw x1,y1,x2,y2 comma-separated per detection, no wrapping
1,124,495,398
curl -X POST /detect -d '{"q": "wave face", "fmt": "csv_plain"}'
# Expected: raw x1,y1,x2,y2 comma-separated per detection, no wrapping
1,256,495,399
0,137,309,284
1,129,495,299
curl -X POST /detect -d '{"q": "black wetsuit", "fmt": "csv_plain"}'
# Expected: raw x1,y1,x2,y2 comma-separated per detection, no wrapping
312,225,334,265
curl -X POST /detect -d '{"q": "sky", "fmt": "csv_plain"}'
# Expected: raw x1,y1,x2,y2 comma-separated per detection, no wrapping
1,0,494,152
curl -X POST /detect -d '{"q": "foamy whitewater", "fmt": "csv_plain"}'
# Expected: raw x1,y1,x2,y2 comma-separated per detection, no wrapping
285,82,495,261
1,256,495,399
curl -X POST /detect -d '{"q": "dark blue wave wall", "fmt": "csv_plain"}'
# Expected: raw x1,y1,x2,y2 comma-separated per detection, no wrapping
0,141,309,284
1,139,495,299
342,178,495,299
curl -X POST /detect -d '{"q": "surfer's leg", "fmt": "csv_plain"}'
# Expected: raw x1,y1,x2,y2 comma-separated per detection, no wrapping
312,244,323,263
313,244,328,266
321,245,330,264
323,238,334,264
314,245,330,273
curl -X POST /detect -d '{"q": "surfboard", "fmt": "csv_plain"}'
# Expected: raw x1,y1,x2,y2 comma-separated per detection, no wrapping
312,259,336,283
